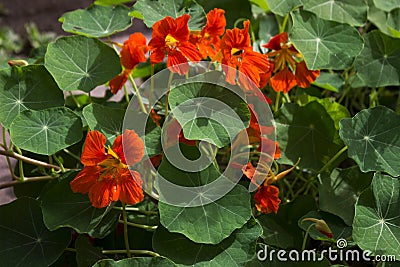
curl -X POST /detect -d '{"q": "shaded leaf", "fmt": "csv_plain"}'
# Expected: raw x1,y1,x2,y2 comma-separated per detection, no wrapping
92,257,176,267
59,5,132,37
0,197,71,266
75,235,104,267
339,106,400,177
45,35,121,92
265,0,302,16
153,220,262,266
10,107,83,155
353,173,400,260
319,167,373,225
290,10,363,70
387,8,400,31
0,65,64,128
373,0,400,12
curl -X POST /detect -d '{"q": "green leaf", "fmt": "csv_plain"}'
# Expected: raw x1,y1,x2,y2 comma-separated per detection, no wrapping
45,35,121,92
257,195,316,249
275,102,343,171
94,0,133,5
10,107,82,155
0,65,64,128
250,0,269,12
133,0,206,30
265,0,302,16
373,0,400,12
313,72,344,92
298,210,352,241
75,235,104,267
353,173,400,260
303,0,368,26
339,106,400,177
83,103,125,142
319,167,373,225
387,8,400,31
157,145,252,244
368,0,392,36
40,171,112,233
153,220,262,266
258,14,279,42
0,197,71,266
93,257,176,267
352,30,400,87
290,10,364,70
197,0,252,28
59,5,132,38
168,79,250,148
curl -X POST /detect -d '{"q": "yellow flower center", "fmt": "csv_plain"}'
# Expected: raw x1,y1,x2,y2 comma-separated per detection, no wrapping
97,146,128,180
165,34,179,49
231,47,243,56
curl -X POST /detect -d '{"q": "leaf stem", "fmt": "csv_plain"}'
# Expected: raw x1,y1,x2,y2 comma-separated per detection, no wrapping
279,14,289,33
0,149,63,171
118,220,157,231
52,155,66,173
14,146,25,181
274,91,281,113
2,127,16,179
63,148,81,162
301,223,314,250
164,71,174,118
112,206,158,215
318,146,348,174
101,249,160,257
122,203,132,258
69,92,81,108
0,175,56,189
123,84,130,104
128,74,147,114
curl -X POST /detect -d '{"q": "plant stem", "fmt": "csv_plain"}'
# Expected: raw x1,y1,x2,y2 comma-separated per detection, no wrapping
123,84,130,104
112,206,158,215
318,146,348,174
274,91,281,113
118,220,157,231
53,155,66,173
302,223,315,250
122,203,132,258
0,175,56,189
279,14,289,33
128,74,147,114
69,92,81,108
63,149,81,161
14,147,25,181
102,249,160,257
164,71,174,118
2,127,16,179
0,149,62,171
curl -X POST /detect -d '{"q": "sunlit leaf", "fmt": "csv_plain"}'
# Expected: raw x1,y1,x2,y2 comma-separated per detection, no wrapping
153,220,262,266
45,35,121,92
265,0,302,16
353,173,400,260
0,65,64,128
290,10,364,70
339,106,400,177
10,107,82,155
303,0,368,26
133,0,205,30
0,197,71,266
373,0,400,12
59,5,132,38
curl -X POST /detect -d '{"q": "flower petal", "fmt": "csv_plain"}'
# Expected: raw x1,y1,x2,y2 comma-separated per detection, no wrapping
295,61,320,88
167,50,189,75
109,70,130,94
119,170,144,205
263,32,288,51
113,129,144,165
254,184,281,214
88,179,119,208
81,131,107,166
70,166,100,194
269,67,297,93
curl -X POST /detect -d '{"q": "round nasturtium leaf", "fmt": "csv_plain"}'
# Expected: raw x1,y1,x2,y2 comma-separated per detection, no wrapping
133,0,206,30
290,10,364,70
265,0,302,16
59,4,132,38
353,173,400,260
92,257,176,267
10,107,83,155
153,221,262,266
45,35,121,92
373,0,400,12
352,30,400,87
0,65,64,128
0,197,71,266
303,0,368,26
339,106,400,177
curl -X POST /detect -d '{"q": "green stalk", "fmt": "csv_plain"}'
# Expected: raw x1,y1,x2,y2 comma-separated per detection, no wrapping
128,74,147,114
118,220,157,231
318,146,348,174
122,203,132,258
302,223,315,250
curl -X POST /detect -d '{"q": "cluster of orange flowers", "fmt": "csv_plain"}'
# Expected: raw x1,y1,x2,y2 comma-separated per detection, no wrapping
72,9,320,213
110,8,320,93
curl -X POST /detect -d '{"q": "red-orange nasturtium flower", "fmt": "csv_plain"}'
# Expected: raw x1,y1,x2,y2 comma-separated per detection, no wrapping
263,32,320,93
148,14,202,75
189,8,226,60
70,130,145,208
109,33,149,94
220,20,273,90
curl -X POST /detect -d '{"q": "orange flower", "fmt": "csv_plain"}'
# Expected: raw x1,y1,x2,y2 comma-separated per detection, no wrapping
109,33,148,94
70,130,145,208
254,184,281,214
264,32,320,93
220,21,273,90
190,8,226,59
148,14,202,75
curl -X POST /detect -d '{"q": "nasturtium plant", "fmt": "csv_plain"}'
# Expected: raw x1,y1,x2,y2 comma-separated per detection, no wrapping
1,0,400,266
